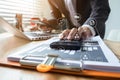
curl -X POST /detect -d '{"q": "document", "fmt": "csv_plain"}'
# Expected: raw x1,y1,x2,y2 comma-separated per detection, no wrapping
8,36,120,72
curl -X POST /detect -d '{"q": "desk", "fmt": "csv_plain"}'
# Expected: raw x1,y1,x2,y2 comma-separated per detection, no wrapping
0,33,120,80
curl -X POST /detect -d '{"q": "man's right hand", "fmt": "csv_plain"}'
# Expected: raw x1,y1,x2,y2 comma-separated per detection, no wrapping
59,27,93,40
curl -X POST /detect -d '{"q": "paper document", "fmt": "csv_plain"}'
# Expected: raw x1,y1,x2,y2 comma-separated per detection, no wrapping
7,36,120,72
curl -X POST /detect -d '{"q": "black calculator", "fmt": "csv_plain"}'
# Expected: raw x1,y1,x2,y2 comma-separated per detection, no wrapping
50,40,82,50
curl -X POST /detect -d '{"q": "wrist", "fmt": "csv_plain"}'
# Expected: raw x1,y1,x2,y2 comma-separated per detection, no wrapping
81,24,96,36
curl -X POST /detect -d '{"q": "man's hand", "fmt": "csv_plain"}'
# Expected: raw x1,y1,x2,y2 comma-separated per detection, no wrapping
59,26,93,40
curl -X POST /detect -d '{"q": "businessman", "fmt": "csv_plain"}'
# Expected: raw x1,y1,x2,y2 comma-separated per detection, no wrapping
47,0,110,40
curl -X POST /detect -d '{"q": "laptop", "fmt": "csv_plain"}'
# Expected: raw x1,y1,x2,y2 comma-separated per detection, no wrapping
0,17,52,41
7,36,120,72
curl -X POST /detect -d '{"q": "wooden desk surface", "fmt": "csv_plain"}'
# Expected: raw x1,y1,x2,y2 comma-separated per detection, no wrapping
0,33,120,80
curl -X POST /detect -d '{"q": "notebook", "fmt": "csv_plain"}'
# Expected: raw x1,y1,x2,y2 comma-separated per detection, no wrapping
7,36,120,72
0,17,52,41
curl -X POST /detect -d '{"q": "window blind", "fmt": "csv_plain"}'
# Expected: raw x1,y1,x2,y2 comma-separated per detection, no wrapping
0,0,45,24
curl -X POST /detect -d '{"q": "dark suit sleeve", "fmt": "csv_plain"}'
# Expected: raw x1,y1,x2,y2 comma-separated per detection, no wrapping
84,0,111,38
47,0,63,29
48,0,62,19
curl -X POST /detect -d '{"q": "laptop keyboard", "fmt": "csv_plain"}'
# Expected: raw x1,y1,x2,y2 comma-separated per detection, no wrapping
19,41,108,62
24,32,52,40
25,32,50,37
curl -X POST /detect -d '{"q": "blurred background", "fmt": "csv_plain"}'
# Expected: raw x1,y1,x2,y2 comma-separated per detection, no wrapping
105,0,120,39
0,0,120,39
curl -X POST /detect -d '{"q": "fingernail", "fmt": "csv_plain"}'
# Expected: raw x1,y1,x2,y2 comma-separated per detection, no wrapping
67,36,71,40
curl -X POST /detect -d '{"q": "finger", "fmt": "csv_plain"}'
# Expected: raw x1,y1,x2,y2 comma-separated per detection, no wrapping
67,28,78,40
59,29,70,39
78,27,84,39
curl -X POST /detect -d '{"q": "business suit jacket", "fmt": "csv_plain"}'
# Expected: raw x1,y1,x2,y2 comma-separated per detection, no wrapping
48,0,110,38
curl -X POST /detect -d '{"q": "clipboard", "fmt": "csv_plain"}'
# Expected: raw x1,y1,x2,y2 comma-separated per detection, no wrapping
0,36,120,78
0,55,120,78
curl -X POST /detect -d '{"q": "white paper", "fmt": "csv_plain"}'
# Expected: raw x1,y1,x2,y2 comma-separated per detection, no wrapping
8,36,120,72
82,36,120,72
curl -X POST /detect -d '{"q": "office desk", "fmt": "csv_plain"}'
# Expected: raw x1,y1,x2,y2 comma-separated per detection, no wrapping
0,33,120,80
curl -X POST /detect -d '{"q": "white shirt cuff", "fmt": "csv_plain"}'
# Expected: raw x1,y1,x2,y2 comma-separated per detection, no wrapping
82,24,96,36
